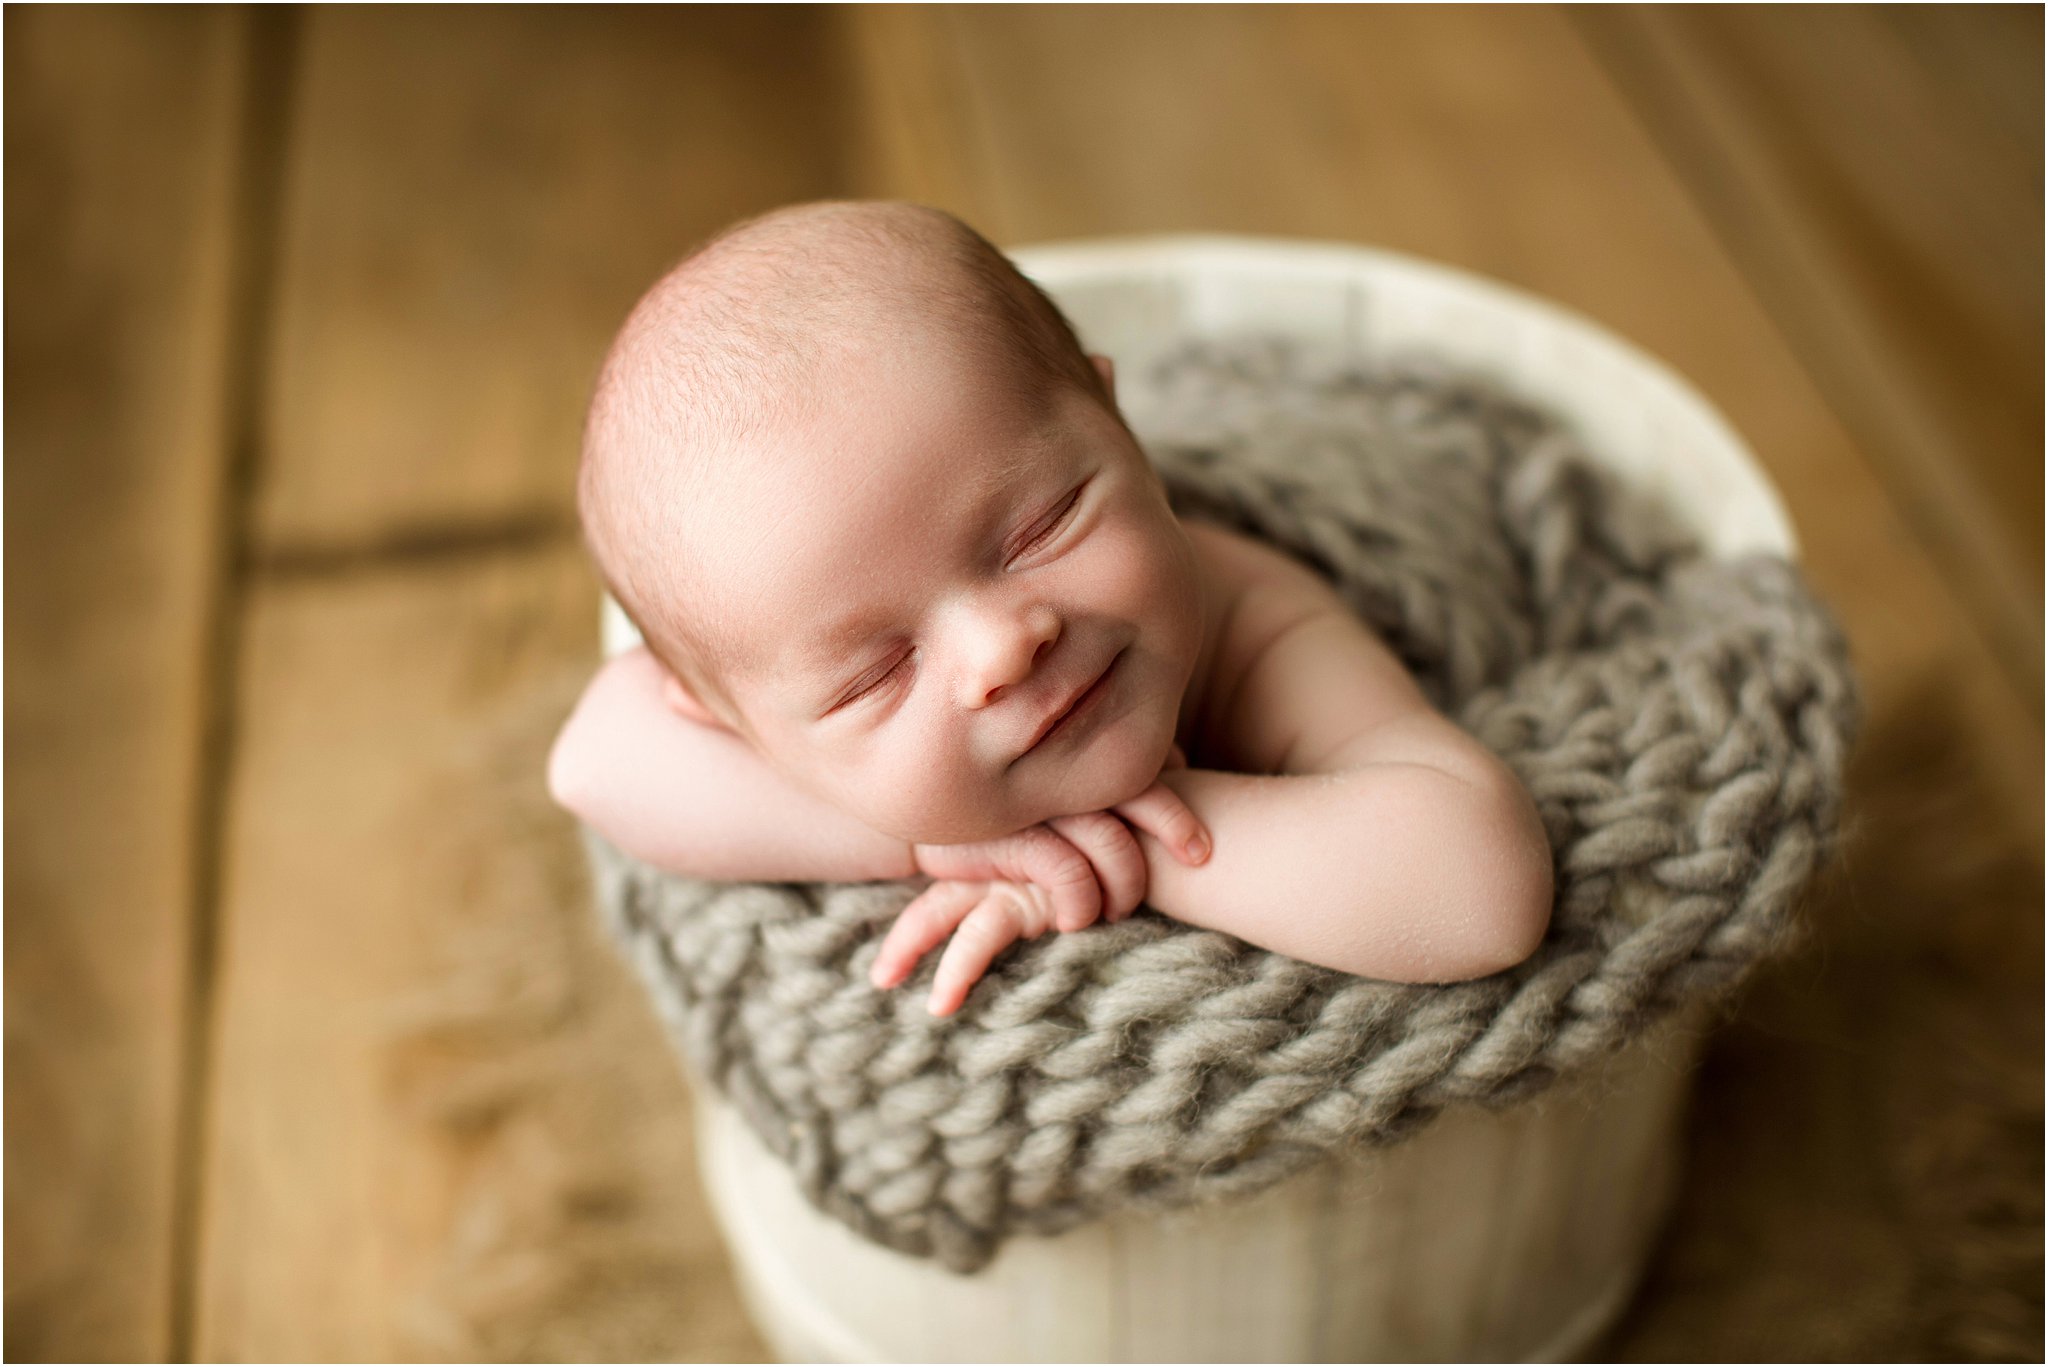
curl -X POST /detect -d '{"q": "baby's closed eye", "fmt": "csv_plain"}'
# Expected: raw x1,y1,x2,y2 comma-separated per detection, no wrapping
1010,477,1090,561
837,650,912,708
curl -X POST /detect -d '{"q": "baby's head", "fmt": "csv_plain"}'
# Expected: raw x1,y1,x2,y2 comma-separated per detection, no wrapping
578,201,1205,844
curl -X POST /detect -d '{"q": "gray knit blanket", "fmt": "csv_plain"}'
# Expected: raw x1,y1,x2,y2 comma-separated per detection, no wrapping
584,337,1859,1273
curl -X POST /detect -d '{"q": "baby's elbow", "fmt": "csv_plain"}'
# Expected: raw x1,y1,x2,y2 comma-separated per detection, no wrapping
546,722,595,818
1432,888,1550,984
1483,855,1555,976
1452,781,1557,979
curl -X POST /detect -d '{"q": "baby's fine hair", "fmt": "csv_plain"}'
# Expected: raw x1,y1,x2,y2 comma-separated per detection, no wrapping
576,201,1108,721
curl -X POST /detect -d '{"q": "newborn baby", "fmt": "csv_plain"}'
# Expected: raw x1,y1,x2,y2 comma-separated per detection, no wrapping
549,201,1555,1016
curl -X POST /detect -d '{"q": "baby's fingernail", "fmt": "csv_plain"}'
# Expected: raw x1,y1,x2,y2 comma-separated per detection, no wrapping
1186,834,1210,863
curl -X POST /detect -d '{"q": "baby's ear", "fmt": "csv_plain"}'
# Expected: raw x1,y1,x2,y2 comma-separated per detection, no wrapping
660,671,728,730
1088,352,1117,403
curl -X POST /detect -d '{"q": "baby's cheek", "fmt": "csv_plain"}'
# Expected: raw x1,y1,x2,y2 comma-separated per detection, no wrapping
1102,512,1203,657
1151,532,1207,653
846,754,1012,846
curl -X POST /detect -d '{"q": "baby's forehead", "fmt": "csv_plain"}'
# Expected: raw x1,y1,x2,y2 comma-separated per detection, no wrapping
705,407,1081,679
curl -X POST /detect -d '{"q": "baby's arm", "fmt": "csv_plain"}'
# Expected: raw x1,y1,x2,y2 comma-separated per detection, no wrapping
1132,590,1555,983
549,648,1204,934
548,647,919,883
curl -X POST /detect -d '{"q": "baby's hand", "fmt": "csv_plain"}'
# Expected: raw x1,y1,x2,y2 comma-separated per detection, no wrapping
872,748,1208,1015
870,877,1057,1017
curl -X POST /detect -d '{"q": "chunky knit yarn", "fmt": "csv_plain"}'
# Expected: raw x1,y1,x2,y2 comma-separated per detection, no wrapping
584,337,1860,1274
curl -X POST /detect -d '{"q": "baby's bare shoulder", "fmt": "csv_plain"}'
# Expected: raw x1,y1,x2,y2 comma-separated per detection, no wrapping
1182,516,1352,632
1179,516,1492,782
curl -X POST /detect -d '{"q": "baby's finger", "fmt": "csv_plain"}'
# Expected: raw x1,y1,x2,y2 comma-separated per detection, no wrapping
871,880,984,990
1046,810,1145,924
911,839,997,882
915,829,1097,933
927,893,1026,1016
1113,779,1211,866
975,825,1099,937
909,842,1009,897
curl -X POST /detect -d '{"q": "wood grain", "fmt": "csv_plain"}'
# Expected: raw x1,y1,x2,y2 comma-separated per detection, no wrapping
11,4,2036,1359
190,8,857,1354
840,5,2043,1358
885,2,2042,824
1576,3,2043,711
194,548,767,1361
3,9,247,1359
254,5,851,552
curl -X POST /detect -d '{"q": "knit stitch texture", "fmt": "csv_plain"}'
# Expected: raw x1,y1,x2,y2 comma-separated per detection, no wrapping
583,337,1860,1273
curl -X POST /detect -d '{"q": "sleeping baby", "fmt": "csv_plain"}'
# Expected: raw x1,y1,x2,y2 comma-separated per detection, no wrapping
548,200,1555,1017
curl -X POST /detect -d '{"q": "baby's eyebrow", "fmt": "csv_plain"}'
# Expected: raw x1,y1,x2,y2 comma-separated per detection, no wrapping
788,443,1069,685
796,612,895,674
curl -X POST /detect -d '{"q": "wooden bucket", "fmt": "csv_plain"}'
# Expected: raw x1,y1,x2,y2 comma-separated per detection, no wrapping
601,237,1799,1362
695,1006,1710,1362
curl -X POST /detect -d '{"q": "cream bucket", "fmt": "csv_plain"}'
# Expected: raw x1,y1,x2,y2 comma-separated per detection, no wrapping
601,236,1797,1362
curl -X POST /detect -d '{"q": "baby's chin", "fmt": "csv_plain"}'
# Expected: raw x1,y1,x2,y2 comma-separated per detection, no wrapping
1038,731,1175,821
888,727,1174,846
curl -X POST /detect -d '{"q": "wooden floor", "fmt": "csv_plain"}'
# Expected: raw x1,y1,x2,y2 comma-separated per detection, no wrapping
8,6,2040,1361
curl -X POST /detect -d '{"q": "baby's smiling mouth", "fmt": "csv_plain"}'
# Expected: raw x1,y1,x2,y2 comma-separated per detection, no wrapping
1017,650,1123,762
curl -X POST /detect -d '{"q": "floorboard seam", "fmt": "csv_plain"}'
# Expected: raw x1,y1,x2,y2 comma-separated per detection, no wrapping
250,511,582,582
166,9,301,1361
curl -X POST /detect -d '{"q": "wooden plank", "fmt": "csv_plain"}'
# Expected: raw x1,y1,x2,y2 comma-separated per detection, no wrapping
3,9,248,1360
184,4,2040,1356
1575,3,2043,711
194,548,768,1361
835,5,993,214
254,5,849,551
869,3,2043,828
194,9,854,1354
841,5,2044,1357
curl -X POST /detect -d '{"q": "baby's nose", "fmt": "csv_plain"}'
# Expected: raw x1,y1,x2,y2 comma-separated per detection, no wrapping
961,604,1060,708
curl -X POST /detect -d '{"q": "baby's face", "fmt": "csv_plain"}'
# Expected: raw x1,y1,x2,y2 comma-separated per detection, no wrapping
681,337,1204,844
